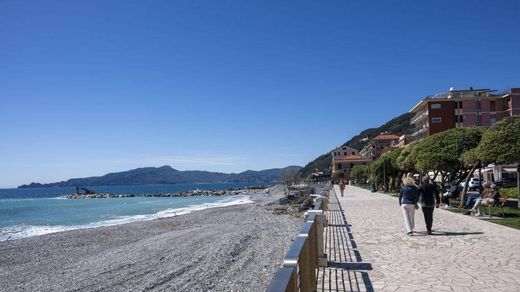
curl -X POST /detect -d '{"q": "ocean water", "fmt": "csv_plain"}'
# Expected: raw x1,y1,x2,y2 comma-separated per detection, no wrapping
0,183,261,241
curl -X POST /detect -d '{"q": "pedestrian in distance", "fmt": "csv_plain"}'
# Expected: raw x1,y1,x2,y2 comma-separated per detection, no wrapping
418,177,440,235
399,175,419,235
339,179,346,197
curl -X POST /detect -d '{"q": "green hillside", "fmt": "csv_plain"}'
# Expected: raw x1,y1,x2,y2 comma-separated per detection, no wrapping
299,112,414,177
18,165,302,188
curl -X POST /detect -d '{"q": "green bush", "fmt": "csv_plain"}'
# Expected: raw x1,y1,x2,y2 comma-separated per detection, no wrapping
501,187,518,199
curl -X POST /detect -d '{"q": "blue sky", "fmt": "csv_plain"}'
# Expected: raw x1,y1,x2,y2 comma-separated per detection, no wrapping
1,1,519,187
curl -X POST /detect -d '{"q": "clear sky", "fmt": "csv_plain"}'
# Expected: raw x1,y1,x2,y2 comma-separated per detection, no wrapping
1,1,519,187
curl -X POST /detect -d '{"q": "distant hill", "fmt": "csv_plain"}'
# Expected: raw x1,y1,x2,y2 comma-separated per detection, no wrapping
299,112,414,177
18,165,303,188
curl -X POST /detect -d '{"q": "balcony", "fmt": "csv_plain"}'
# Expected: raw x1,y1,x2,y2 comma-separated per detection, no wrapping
411,124,428,137
411,109,428,124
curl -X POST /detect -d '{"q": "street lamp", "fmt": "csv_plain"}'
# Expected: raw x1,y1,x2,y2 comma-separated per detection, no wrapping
475,91,483,197
517,164,520,208
383,159,386,192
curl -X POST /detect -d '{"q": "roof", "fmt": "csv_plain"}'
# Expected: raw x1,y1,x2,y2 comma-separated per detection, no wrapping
409,88,494,113
373,134,400,141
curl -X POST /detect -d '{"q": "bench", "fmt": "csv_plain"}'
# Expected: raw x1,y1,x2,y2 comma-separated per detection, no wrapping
482,195,508,218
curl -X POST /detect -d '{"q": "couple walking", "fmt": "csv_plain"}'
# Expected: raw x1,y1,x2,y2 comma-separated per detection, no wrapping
399,175,440,235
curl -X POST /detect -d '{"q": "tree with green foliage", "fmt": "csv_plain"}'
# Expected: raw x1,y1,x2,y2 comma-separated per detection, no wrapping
351,165,370,185
396,143,417,173
474,117,520,164
474,117,520,203
408,127,486,187
371,148,403,192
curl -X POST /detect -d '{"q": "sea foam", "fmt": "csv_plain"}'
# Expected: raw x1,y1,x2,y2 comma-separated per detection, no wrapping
0,195,253,241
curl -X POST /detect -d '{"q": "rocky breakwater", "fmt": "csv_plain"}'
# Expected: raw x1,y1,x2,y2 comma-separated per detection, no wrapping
62,185,272,199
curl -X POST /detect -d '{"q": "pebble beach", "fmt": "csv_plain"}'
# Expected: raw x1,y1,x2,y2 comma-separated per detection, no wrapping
0,186,300,291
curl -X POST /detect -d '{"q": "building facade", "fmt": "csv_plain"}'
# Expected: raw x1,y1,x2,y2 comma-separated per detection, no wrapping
331,146,371,181
409,87,520,139
359,133,401,159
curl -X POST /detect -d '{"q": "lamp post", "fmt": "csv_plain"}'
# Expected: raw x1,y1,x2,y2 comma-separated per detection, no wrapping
475,91,483,197
517,164,520,208
383,159,386,192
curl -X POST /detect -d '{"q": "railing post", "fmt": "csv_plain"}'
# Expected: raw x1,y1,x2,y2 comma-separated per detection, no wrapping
305,209,328,267
267,186,330,291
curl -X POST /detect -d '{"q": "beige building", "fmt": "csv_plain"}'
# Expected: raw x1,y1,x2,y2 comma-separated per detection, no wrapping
331,146,371,181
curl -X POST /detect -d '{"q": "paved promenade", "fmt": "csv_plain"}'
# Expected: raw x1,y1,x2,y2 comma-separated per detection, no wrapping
335,184,520,292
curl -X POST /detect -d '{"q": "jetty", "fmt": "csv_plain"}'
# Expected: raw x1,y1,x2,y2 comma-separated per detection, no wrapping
63,185,270,199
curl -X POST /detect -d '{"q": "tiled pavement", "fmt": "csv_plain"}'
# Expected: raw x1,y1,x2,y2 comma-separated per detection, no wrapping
317,188,372,291
326,184,520,292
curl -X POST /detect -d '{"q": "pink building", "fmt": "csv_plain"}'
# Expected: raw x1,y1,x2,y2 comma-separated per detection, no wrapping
409,87,520,139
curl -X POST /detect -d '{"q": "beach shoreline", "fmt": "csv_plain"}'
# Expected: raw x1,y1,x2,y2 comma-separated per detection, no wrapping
0,185,300,291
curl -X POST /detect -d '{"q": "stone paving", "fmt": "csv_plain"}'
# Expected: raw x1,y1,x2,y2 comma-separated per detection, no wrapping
317,190,372,291
335,184,520,292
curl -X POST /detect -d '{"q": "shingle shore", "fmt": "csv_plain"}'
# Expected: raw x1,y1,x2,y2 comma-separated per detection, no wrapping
0,185,299,291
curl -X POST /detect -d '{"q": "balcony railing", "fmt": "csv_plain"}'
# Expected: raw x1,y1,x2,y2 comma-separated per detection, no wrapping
411,126,428,137
410,109,428,124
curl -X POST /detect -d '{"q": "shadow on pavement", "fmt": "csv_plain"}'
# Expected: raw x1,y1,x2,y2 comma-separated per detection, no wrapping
413,231,484,236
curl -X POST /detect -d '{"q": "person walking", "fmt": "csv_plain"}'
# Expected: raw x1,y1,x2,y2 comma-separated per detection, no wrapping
418,177,440,235
399,175,419,235
339,179,346,197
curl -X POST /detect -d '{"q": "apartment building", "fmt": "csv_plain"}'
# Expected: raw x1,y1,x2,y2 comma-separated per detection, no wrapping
359,133,400,159
331,146,371,181
409,87,520,139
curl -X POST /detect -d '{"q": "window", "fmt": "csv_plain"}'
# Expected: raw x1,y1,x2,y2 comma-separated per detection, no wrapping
337,163,342,170
431,117,442,123
455,101,463,109
476,101,481,111
455,115,464,123
350,163,354,168
431,103,441,109
490,100,496,112
352,152,355,155
490,114,496,126
344,152,347,156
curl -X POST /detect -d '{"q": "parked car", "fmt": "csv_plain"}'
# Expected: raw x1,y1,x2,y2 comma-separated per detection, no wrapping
492,177,518,188
460,177,481,191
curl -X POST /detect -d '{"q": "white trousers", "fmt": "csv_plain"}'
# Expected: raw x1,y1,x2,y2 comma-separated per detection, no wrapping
401,204,416,233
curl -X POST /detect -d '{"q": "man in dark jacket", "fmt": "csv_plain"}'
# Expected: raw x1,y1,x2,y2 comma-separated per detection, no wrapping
419,177,440,235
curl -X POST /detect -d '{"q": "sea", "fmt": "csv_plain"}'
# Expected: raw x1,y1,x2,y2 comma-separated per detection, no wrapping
0,183,263,241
